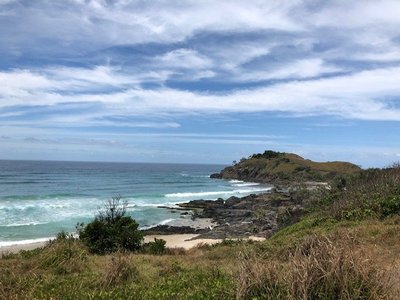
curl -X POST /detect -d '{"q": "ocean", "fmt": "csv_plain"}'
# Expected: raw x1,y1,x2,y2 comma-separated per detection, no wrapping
0,160,272,246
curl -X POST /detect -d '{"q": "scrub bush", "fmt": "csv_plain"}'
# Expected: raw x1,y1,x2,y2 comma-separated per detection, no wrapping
78,196,143,254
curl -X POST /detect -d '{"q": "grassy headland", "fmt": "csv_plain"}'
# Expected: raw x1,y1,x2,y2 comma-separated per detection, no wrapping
1,151,400,299
211,150,361,185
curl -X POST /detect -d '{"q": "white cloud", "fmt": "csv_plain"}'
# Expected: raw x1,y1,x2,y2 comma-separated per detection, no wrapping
46,65,135,87
2,65,400,122
235,58,341,82
154,49,212,70
311,1,400,29
204,41,274,72
1,0,400,131
0,0,302,53
355,49,400,62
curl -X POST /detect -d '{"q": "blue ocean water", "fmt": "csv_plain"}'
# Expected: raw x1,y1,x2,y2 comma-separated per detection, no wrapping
0,160,272,246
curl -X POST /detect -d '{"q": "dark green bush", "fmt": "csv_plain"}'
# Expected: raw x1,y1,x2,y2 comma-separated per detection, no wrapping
251,150,284,159
142,238,167,255
380,195,400,217
78,196,143,254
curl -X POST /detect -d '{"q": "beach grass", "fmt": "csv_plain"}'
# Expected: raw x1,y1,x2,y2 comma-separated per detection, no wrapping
1,216,399,299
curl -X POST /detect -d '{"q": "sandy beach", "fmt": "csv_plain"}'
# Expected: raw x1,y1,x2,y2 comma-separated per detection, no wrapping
144,234,265,249
1,234,265,255
0,241,48,254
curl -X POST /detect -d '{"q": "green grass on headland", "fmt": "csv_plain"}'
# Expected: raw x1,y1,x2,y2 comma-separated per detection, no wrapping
216,150,361,184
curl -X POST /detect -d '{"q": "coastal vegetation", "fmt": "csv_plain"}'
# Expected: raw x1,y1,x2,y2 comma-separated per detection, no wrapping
1,152,400,299
77,196,143,254
211,150,361,184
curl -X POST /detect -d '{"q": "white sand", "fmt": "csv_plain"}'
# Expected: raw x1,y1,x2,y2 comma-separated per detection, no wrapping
1,234,265,255
144,234,221,249
0,241,48,255
144,234,265,249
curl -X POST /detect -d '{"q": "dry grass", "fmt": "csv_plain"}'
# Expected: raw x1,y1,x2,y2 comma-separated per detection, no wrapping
2,212,400,299
100,252,139,287
237,234,395,300
237,251,287,299
0,228,399,299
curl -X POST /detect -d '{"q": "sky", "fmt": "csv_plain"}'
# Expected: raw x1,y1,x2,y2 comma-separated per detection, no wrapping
0,0,400,167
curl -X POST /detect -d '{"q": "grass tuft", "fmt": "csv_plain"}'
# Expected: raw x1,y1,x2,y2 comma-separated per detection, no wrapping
100,252,139,287
39,234,87,275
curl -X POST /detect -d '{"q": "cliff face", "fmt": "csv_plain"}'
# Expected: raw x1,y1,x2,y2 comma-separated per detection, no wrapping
211,151,361,184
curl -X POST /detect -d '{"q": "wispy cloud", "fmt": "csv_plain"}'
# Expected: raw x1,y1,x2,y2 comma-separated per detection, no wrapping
234,58,342,82
1,65,400,125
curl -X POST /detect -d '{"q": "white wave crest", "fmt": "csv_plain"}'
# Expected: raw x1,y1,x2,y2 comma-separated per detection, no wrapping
159,218,176,225
232,182,260,187
229,180,244,183
165,187,272,199
0,236,54,247
1,221,47,227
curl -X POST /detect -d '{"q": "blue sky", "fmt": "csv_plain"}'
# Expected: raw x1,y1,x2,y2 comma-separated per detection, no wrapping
1,0,400,167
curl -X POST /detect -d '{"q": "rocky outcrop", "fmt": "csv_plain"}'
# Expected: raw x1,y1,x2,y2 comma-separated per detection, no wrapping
209,173,222,179
175,192,305,239
142,225,208,235
143,152,360,239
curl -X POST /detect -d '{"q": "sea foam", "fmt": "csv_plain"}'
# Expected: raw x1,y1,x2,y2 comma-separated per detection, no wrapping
0,237,54,247
165,187,272,198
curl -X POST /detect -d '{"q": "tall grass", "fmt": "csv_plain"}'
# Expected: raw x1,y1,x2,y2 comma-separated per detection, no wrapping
40,232,87,275
236,234,394,299
331,165,400,220
100,252,139,287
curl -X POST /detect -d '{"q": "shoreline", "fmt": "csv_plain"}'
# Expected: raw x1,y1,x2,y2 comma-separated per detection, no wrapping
0,234,265,254
0,240,48,254
0,179,284,254
0,187,295,254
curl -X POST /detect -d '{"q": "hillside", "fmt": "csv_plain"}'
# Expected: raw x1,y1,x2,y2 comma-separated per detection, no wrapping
211,150,361,184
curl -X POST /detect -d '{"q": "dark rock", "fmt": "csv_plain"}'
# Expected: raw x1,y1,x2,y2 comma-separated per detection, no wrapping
142,225,208,235
210,173,222,179
225,196,241,207
158,188,307,240
178,198,224,209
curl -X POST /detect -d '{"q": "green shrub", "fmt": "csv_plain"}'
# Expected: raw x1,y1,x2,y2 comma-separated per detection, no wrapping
142,238,167,255
78,196,143,254
251,150,284,159
380,195,400,217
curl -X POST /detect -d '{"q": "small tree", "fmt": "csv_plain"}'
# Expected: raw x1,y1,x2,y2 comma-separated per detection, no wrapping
77,196,143,254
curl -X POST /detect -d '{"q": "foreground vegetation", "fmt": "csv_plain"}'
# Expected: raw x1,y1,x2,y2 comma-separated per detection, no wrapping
1,163,400,299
